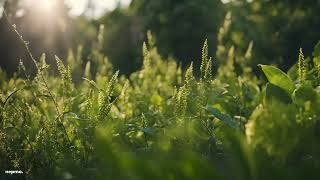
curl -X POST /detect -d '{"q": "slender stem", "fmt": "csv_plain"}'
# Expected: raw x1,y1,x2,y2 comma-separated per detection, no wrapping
2,11,71,144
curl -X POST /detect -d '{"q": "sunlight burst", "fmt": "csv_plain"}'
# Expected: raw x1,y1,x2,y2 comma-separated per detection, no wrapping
24,0,58,14
36,0,56,11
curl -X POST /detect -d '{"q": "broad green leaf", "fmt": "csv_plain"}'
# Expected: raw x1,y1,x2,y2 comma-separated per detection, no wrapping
207,107,239,129
264,83,292,105
293,82,317,106
259,65,295,94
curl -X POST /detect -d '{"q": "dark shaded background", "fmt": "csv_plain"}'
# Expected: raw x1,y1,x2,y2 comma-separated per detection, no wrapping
0,0,320,75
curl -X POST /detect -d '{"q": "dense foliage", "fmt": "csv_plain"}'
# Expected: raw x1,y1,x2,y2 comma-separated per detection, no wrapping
99,0,320,73
1,12,320,179
227,0,320,70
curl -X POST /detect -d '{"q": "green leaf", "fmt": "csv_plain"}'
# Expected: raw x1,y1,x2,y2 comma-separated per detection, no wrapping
139,127,155,135
127,124,155,135
313,41,320,57
259,65,295,94
264,83,292,105
207,107,239,129
293,82,317,106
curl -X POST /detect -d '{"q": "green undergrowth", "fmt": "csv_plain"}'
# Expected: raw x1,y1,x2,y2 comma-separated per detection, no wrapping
1,13,320,180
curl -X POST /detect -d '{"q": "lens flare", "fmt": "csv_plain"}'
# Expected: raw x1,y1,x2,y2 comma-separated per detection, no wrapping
24,0,57,13
36,0,56,11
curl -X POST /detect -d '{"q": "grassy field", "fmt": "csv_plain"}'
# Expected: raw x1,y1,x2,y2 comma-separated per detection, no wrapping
1,13,320,180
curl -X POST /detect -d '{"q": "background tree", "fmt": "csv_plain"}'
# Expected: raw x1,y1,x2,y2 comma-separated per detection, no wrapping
99,7,143,74
226,0,320,71
99,0,225,74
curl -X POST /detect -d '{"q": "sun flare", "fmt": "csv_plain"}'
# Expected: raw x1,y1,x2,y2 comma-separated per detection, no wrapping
24,0,57,13
37,0,56,11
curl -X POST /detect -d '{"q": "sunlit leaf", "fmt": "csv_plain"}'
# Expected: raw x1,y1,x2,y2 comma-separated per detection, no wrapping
259,64,295,94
